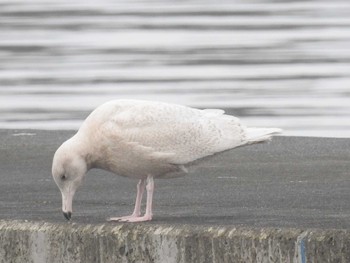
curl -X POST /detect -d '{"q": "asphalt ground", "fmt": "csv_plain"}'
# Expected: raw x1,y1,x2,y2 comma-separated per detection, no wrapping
0,129,349,229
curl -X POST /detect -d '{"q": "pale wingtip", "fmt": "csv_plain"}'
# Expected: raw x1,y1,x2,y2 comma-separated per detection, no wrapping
245,127,282,144
269,128,283,135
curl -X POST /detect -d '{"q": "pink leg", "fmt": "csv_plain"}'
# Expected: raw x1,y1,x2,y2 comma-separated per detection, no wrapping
108,178,146,221
118,175,154,222
131,179,146,216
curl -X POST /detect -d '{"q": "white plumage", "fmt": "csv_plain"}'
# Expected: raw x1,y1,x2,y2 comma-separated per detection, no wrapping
52,99,281,222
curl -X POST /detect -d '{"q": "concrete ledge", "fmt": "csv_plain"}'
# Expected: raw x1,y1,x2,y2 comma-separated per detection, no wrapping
1,220,349,263
2,131,350,262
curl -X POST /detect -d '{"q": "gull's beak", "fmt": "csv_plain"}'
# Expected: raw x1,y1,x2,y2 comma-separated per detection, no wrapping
62,191,73,221
63,211,72,220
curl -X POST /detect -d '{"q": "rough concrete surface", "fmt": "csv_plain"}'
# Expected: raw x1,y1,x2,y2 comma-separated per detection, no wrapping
1,220,350,263
0,129,350,262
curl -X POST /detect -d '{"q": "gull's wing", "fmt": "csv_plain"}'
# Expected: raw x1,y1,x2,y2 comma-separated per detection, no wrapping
89,100,247,164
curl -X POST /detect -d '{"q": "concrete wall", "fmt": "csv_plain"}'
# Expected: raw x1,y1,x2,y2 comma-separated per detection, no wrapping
0,220,349,263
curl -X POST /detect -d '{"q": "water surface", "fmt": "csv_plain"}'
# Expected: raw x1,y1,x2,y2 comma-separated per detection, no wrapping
1,0,350,137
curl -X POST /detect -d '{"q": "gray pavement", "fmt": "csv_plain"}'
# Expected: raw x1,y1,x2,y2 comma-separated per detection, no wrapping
1,129,350,229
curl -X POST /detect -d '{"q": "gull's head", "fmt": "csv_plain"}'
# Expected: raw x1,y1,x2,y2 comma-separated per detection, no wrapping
52,138,88,221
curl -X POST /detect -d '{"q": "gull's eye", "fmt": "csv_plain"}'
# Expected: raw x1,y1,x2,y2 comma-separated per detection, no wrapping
61,175,67,181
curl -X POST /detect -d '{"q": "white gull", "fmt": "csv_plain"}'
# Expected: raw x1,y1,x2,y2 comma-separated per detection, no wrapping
52,99,281,222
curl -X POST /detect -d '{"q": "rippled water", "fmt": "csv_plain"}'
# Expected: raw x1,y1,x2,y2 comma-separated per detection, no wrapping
1,0,350,137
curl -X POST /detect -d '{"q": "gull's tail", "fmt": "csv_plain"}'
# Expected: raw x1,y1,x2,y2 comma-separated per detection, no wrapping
245,128,282,144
